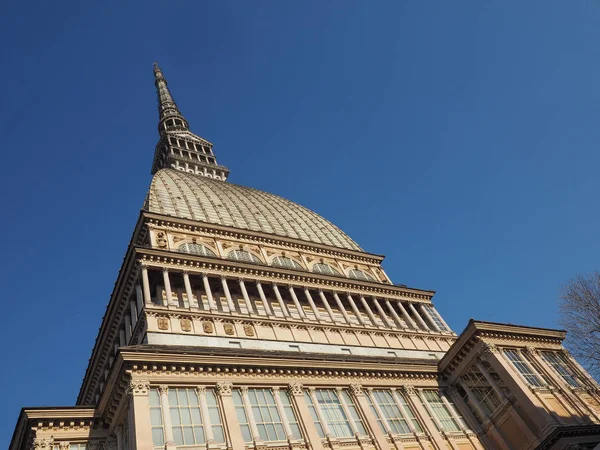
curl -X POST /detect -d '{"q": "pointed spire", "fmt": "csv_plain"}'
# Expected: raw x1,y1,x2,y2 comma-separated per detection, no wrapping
150,63,230,181
153,62,189,135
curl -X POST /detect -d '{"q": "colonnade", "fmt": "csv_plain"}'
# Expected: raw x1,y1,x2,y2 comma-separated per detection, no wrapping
138,265,451,334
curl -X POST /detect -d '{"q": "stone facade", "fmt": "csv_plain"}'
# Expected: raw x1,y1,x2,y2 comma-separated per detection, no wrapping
9,64,600,450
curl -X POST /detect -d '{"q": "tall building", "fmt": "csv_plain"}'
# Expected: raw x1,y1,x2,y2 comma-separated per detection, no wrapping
10,64,600,450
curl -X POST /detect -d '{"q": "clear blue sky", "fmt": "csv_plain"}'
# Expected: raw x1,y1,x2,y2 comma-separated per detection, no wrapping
1,0,599,445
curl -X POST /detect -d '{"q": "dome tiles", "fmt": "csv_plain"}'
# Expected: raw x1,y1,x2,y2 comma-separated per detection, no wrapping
145,169,362,251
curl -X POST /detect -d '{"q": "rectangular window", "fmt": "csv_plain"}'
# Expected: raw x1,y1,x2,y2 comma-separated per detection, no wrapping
278,389,302,439
68,445,87,450
149,389,165,448
206,388,226,443
168,388,205,446
504,349,544,387
314,389,354,438
233,388,301,443
461,368,502,416
306,388,368,439
542,351,580,388
150,387,225,448
424,305,449,331
304,391,325,438
421,390,461,432
366,389,411,435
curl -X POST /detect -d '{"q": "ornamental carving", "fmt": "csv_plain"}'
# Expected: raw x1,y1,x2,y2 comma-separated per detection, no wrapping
244,324,255,337
523,346,540,357
401,385,416,396
157,317,169,330
59,443,69,450
224,323,235,336
196,386,207,396
156,231,167,248
349,383,364,396
203,321,214,333
479,343,500,360
215,381,233,396
288,382,304,396
129,379,151,396
158,385,169,395
180,318,192,332
33,438,53,450
104,437,117,450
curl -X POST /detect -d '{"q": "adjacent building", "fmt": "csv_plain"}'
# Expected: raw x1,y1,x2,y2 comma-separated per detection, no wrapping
10,64,600,450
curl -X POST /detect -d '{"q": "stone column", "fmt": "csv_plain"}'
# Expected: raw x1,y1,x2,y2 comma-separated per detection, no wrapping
135,284,144,314
287,382,325,450
430,305,451,331
401,386,446,450
130,300,138,329
124,316,132,343
408,304,430,331
419,305,440,331
238,280,254,314
478,343,556,428
215,381,245,450
273,284,290,317
319,290,337,323
359,296,379,327
372,298,393,328
158,385,176,449
196,387,214,443
307,387,334,442
347,294,367,326
256,282,273,316
473,360,538,442
162,268,174,306
240,387,263,444
183,272,197,309
288,286,306,318
272,387,294,441
304,289,323,321
332,292,352,325
396,302,418,329
141,265,152,305
220,277,236,313
384,300,406,329
364,388,393,434
524,347,598,422
453,383,509,450
128,380,155,450
390,389,427,449
202,274,217,310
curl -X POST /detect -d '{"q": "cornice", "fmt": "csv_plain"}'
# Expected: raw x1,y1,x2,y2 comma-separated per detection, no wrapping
439,320,566,376
137,248,433,301
77,213,147,406
142,211,387,265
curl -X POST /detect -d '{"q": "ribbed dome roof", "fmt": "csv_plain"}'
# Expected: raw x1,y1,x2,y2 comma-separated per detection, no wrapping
145,169,361,251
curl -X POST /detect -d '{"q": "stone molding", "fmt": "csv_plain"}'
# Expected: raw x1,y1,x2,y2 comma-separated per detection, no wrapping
288,382,304,396
348,383,363,396
128,379,150,396
215,381,233,396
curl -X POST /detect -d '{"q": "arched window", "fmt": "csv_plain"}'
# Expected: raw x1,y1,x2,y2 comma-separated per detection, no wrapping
228,249,262,264
312,263,341,276
348,269,375,281
272,256,304,271
177,242,217,257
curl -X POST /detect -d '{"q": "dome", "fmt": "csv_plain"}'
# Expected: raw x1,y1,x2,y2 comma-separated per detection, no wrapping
145,169,361,251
